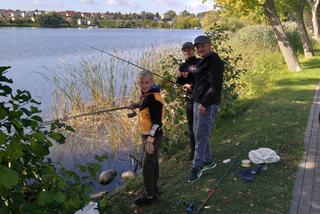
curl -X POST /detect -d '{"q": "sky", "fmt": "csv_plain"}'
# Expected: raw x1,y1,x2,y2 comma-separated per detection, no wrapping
0,0,213,14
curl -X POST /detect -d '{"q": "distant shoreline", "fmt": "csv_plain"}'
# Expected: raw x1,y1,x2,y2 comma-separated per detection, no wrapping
0,24,202,30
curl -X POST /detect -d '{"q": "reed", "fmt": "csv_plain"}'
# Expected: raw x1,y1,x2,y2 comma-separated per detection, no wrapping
49,46,181,165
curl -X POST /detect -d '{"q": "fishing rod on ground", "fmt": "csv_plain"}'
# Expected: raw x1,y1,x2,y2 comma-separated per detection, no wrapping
194,151,242,214
41,106,137,126
188,141,251,214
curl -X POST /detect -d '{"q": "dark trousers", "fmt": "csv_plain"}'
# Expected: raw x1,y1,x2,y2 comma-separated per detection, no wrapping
142,134,162,197
186,101,196,157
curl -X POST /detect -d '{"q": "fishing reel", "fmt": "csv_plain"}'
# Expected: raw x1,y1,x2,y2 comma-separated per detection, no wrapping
183,92,193,102
127,111,137,118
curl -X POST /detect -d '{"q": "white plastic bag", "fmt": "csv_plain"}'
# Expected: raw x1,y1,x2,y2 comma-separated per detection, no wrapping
248,148,281,164
75,202,99,214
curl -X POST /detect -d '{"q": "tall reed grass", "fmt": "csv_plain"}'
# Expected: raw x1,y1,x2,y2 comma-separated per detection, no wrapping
49,45,182,166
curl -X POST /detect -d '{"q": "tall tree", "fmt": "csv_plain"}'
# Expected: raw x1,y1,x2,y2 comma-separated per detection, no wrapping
306,0,320,40
207,0,302,72
263,0,302,71
291,0,314,57
163,10,177,21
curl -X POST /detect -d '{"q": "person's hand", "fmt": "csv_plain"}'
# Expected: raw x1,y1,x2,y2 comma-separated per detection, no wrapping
127,103,136,110
188,65,197,73
146,138,155,155
182,72,188,78
183,84,192,91
198,104,206,115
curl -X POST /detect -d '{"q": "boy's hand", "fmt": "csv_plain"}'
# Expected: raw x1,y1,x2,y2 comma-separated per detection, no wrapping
183,84,192,91
146,141,154,155
127,103,137,110
199,104,206,115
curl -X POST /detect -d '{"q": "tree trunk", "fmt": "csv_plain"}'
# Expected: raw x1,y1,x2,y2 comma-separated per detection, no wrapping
307,0,320,40
294,1,314,57
263,0,302,72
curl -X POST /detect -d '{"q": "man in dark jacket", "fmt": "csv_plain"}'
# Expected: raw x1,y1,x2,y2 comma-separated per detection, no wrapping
187,35,224,182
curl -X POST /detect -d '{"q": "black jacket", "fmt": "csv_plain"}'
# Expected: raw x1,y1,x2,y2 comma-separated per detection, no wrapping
176,56,201,86
193,52,224,107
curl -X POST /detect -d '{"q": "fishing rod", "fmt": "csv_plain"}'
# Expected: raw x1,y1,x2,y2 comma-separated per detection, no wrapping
41,106,134,126
85,44,183,88
194,152,241,214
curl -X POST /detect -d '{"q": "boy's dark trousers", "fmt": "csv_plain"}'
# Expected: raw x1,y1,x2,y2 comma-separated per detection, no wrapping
186,101,195,158
142,134,162,197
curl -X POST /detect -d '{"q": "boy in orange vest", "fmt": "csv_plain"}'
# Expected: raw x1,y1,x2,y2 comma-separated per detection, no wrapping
129,70,165,206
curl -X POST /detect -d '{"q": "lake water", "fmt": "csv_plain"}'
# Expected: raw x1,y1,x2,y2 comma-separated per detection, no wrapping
0,27,202,112
0,27,202,192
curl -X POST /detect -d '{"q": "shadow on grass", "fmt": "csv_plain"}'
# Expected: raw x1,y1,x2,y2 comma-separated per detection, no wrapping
274,78,319,87
301,57,320,69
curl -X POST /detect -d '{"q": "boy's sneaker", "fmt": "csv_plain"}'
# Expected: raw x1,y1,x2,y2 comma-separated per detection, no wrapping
134,194,156,206
201,161,217,172
187,168,202,183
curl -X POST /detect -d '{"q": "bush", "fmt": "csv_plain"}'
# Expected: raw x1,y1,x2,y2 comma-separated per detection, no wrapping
37,13,65,28
218,16,247,32
0,66,105,213
283,22,304,55
230,25,279,73
242,52,284,95
233,25,278,52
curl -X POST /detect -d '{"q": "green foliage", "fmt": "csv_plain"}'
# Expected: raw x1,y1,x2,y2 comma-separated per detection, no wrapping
242,52,284,94
202,11,220,31
229,25,287,94
163,10,177,21
157,56,189,156
230,25,279,71
283,22,304,55
0,66,106,213
37,12,66,28
206,27,245,116
174,15,201,29
218,16,248,32
233,25,278,52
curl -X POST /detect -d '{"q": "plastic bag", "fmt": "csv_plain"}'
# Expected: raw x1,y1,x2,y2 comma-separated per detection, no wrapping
248,148,280,164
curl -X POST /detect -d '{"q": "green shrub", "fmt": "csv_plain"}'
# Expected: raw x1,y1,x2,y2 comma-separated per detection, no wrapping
242,52,284,95
218,16,247,32
230,25,279,73
283,22,304,55
0,66,105,213
233,25,278,53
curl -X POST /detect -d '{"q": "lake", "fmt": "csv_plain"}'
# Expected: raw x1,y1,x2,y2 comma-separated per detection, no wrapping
0,27,203,192
0,27,202,112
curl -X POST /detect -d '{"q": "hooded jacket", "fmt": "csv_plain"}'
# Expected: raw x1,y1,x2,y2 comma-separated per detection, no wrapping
138,85,165,138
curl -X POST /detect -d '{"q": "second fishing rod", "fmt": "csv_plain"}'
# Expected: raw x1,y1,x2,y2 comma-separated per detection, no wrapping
86,44,195,102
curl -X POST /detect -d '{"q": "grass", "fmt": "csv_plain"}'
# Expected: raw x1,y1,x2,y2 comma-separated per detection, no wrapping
103,50,320,213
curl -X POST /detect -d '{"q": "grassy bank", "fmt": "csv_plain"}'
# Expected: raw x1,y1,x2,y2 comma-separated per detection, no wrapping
103,51,320,213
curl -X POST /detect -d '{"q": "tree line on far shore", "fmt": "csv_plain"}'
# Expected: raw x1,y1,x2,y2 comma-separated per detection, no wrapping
0,10,203,29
